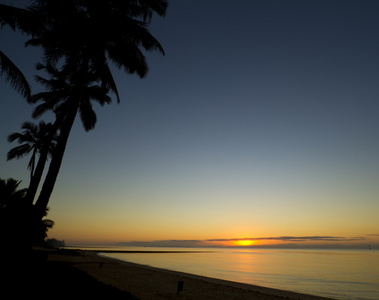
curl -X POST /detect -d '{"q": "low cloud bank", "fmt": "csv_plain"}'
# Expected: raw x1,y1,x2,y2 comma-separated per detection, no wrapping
206,236,366,242
117,235,374,248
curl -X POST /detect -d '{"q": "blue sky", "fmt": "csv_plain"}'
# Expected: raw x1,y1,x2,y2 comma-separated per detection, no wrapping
1,0,379,246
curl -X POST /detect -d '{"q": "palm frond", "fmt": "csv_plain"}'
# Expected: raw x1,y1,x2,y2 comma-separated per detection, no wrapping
32,100,58,118
0,4,31,31
7,144,32,160
107,0,168,21
79,99,97,131
119,16,165,54
30,91,57,104
8,122,37,143
0,50,31,99
86,85,112,106
21,121,38,133
8,132,24,143
98,64,120,103
107,40,148,77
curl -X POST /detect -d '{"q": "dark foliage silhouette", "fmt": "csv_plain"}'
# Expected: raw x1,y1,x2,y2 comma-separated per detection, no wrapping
7,120,58,204
30,63,114,215
0,50,31,98
33,1,167,218
0,178,27,209
0,178,54,255
7,121,56,180
1,0,168,218
1,1,168,257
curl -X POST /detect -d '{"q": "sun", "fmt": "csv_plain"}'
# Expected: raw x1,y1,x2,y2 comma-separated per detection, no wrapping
233,240,255,246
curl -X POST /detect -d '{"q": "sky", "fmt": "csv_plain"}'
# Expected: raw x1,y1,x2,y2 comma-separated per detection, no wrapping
1,0,379,248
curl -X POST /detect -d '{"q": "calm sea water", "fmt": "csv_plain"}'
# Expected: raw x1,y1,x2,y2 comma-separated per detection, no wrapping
91,247,379,300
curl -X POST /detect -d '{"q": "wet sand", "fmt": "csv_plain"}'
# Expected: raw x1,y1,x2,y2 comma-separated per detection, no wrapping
48,250,335,300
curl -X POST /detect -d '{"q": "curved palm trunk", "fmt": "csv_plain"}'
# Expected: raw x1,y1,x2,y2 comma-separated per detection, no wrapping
25,121,60,205
34,103,78,218
25,148,48,204
29,150,36,182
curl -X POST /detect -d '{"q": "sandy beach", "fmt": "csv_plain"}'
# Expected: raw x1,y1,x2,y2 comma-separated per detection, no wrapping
46,250,335,300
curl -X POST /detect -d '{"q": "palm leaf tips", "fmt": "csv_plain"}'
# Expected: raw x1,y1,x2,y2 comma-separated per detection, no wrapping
0,50,31,99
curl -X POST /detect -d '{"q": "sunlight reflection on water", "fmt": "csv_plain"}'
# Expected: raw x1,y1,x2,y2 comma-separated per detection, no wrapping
86,247,379,300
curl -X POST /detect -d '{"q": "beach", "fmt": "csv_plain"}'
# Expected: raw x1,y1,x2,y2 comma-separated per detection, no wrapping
44,250,334,300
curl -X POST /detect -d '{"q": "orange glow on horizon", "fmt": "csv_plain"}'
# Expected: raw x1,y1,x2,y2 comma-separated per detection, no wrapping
233,240,256,246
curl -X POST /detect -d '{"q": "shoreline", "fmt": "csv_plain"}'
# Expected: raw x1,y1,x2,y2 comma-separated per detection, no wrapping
86,249,215,253
48,249,335,300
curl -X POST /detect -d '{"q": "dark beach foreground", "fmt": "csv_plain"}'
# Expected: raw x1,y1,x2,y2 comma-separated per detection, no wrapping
2,248,336,299
1,248,137,299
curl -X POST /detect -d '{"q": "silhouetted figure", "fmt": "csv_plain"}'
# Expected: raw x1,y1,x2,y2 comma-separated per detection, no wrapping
177,280,184,294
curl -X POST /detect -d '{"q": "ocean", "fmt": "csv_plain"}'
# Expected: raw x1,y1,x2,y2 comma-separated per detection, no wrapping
87,247,378,300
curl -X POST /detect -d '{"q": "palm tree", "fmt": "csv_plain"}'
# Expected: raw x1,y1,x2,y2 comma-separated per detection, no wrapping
7,121,56,180
1,0,168,218
1,1,167,97
0,50,31,98
7,120,57,204
31,64,113,214
31,1,168,217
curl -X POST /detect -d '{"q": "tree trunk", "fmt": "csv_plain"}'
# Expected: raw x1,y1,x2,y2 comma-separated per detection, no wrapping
25,148,48,205
24,121,60,205
34,102,78,218
29,150,36,183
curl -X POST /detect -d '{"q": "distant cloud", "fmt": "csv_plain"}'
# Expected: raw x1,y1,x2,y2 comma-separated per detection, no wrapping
117,239,204,247
206,236,367,242
118,235,368,248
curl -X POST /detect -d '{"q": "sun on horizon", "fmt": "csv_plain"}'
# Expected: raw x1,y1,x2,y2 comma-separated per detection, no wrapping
233,240,256,246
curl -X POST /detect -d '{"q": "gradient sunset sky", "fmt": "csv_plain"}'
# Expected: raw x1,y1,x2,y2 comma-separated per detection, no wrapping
1,0,379,248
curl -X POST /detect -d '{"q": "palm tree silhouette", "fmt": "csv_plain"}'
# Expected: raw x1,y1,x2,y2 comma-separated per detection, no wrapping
32,1,167,217
30,64,113,213
1,1,168,218
7,120,57,204
7,121,56,180
0,50,31,98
